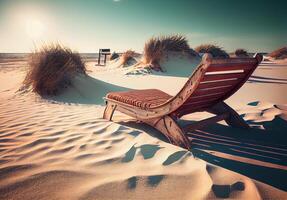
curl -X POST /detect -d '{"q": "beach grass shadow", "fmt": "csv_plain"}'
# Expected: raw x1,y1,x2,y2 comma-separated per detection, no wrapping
122,143,163,163
147,175,165,187
127,176,137,189
162,150,188,166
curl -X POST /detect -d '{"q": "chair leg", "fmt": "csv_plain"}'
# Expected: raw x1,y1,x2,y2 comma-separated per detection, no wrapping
208,102,249,129
103,101,117,121
143,115,191,150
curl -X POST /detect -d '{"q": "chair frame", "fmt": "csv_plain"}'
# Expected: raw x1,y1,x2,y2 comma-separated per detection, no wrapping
103,53,263,150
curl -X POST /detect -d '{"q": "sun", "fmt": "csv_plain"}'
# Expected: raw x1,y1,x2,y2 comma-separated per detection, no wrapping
25,19,45,39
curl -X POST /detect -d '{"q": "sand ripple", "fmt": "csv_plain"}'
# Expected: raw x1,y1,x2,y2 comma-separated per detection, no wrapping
0,62,286,199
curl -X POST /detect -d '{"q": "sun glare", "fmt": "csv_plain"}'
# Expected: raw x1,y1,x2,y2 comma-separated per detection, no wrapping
25,19,45,39
9,4,49,40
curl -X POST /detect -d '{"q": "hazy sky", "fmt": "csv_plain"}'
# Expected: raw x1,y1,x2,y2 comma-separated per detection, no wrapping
0,0,286,53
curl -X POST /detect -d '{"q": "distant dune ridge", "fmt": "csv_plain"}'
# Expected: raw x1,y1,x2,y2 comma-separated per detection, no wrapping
268,46,287,60
23,44,86,96
195,44,229,58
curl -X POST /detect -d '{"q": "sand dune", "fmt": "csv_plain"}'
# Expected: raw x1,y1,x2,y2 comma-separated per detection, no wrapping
0,55,287,199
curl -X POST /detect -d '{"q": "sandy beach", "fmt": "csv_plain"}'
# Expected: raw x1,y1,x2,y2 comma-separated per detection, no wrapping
0,53,286,199
0,0,287,198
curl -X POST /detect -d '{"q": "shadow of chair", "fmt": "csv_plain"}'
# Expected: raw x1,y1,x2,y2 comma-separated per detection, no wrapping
118,115,287,191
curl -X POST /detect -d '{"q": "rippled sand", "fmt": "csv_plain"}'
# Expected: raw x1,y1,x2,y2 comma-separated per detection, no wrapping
0,56,286,199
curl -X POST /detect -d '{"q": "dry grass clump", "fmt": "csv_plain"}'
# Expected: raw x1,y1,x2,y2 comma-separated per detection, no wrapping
23,44,86,96
234,48,249,57
268,47,287,59
120,50,138,66
143,35,194,71
195,44,229,58
110,52,119,60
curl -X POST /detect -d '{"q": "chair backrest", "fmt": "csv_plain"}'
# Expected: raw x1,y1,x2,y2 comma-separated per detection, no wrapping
117,53,262,120
173,53,263,117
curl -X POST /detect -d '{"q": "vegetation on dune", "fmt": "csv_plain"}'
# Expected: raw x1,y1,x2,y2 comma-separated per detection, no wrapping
234,48,249,58
120,50,138,66
268,47,287,59
195,44,229,58
110,52,120,60
23,44,86,96
143,35,197,71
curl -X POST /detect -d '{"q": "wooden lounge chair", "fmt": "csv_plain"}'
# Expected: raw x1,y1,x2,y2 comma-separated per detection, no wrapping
103,53,263,150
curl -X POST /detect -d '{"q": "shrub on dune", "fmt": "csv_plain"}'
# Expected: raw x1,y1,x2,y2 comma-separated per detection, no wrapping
120,50,138,66
143,35,197,71
110,52,119,60
268,47,287,59
195,44,229,58
234,48,249,58
23,44,86,96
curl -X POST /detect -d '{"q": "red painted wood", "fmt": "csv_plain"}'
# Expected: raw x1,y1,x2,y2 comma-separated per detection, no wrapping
198,79,242,89
183,99,219,108
207,63,255,72
202,73,246,82
176,103,215,116
192,86,233,96
189,91,226,100
188,93,224,102
211,58,257,65
186,96,221,104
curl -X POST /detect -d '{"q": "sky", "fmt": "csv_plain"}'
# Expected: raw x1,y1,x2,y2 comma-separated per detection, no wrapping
0,0,286,53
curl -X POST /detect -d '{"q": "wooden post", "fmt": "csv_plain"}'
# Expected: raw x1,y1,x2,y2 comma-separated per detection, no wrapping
104,54,107,65
98,49,101,65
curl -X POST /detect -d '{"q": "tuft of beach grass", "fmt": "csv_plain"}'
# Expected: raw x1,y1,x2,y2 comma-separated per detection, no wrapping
23,43,86,96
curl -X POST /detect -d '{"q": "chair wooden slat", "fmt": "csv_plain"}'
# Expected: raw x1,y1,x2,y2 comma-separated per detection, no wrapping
211,58,257,65
207,63,255,72
186,96,220,104
176,102,215,114
183,99,219,107
198,79,242,89
192,85,233,96
202,73,246,82
188,93,225,102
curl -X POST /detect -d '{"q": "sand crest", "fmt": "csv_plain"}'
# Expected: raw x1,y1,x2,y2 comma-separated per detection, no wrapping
0,55,286,199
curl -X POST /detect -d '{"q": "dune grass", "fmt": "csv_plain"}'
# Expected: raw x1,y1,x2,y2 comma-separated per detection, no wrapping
143,35,196,71
268,47,287,59
234,48,249,58
195,44,229,58
23,44,86,96
120,50,138,66
110,52,120,60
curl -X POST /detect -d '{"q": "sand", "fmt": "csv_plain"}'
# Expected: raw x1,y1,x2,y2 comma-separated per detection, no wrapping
0,54,286,199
